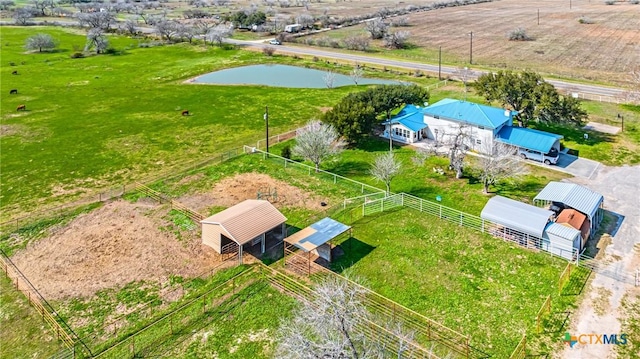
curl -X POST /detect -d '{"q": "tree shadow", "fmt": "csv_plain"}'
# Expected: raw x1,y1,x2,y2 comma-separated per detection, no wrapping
330,236,376,273
325,159,370,177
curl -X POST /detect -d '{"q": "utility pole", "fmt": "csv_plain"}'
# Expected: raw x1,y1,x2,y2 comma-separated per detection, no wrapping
438,46,442,80
469,31,473,64
264,106,269,157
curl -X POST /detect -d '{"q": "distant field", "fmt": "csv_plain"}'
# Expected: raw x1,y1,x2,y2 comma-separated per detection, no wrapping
304,0,640,86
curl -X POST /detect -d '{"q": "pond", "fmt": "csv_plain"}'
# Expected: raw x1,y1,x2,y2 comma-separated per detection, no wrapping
191,64,402,88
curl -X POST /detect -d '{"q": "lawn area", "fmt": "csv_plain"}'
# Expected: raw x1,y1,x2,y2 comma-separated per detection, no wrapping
331,207,569,357
0,275,65,359
0,27,359,218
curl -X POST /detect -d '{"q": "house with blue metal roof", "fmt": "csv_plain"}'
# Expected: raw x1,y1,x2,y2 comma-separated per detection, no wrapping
420,99,516,153
381,104,429,144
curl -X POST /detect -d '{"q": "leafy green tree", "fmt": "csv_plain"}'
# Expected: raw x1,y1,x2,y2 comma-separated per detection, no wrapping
323,94,376,144
473,70,587,127
323,84,429,144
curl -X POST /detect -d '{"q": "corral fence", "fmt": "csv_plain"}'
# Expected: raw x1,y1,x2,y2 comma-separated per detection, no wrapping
255,128,298,151
134,182,204,222
261,264,480,359
535,295,552,334
279,254,489,359
0,249,93,358
92,267,260,359
243,146,386,197
508,335,526,359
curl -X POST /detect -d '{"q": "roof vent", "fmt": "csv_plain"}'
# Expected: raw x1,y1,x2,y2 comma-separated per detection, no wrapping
504,109,510,117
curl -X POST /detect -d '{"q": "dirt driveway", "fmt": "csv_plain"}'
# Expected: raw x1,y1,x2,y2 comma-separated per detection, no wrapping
557,165,640,358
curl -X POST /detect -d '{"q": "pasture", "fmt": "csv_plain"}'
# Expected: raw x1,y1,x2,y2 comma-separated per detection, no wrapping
0,27,365,218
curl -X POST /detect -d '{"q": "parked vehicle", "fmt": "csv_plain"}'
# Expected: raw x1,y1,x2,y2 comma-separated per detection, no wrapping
269,39,281,45
518,147,559,165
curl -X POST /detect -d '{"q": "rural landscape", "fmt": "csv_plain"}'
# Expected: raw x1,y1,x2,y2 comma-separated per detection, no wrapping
0,0,639,358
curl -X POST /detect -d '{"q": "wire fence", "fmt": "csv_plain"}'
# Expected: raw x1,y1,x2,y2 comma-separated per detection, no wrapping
360,192,578,263
92,267,258,359
509,335,527,359
255,128,298,151
0,249,93,358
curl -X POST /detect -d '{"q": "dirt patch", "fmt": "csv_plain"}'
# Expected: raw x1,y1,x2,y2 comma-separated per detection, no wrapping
177,172,328,214
11,200,220,300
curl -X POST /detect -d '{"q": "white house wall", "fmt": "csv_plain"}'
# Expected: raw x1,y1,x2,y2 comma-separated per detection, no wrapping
423,116,497,153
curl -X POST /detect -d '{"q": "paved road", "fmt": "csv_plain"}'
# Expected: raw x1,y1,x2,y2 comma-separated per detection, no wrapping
228,39,632,99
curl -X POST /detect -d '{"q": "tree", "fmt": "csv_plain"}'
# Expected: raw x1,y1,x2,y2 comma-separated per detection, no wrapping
350,65,363,85
85,28,109,54
323,70,336,89
365,18,387,39
296,12,314,29
323,94,377,144
475,142,527,194
369,84,430,120
443,124,471,179
454,66,476,99
343,35,370,51
473,70,587,128
25,33,57,52
0,1,15,11
277,276,418,359
13,7,35,25
383,30,410,49
77,11,115,30
370,152,401,194
293,120,343,172
155,20,179,41
121,18,139,36
31,0,51,16
207,24,233,46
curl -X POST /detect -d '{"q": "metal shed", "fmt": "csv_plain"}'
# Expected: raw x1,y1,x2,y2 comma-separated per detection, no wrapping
201,200,287,263
542,222,581,260
481,196,553,238
284,217,351,275
533,182,604,237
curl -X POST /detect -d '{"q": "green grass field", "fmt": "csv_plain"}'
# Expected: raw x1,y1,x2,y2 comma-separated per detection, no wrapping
331,208,568,357
0,27,359,217
0,275,65,359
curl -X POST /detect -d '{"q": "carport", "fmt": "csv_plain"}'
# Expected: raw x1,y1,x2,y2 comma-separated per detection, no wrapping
496,126,563,154
534,182,604,238
284,217,351,276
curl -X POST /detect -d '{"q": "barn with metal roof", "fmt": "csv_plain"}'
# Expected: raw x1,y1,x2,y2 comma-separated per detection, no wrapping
480,196,553,238
534,182,604,237
201,200,287,263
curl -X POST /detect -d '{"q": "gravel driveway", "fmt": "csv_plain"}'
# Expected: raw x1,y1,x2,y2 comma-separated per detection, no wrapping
557,165,640,358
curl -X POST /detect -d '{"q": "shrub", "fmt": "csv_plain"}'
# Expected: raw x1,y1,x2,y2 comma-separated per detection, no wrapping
508,27,532,41
262,46,276,56
578,16,594,24
630,0,639,4
604,0,615,4
281,145,292,159
70,52,85,58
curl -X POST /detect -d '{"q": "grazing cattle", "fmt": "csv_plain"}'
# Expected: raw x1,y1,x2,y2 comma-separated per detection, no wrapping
16,104,26,111
11,70,18,75
9,89,18,94
181,110,190,116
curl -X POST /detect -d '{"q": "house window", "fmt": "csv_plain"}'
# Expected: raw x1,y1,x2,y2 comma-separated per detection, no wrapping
476,139,482,145
478,126,485,130
433,115,440,119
